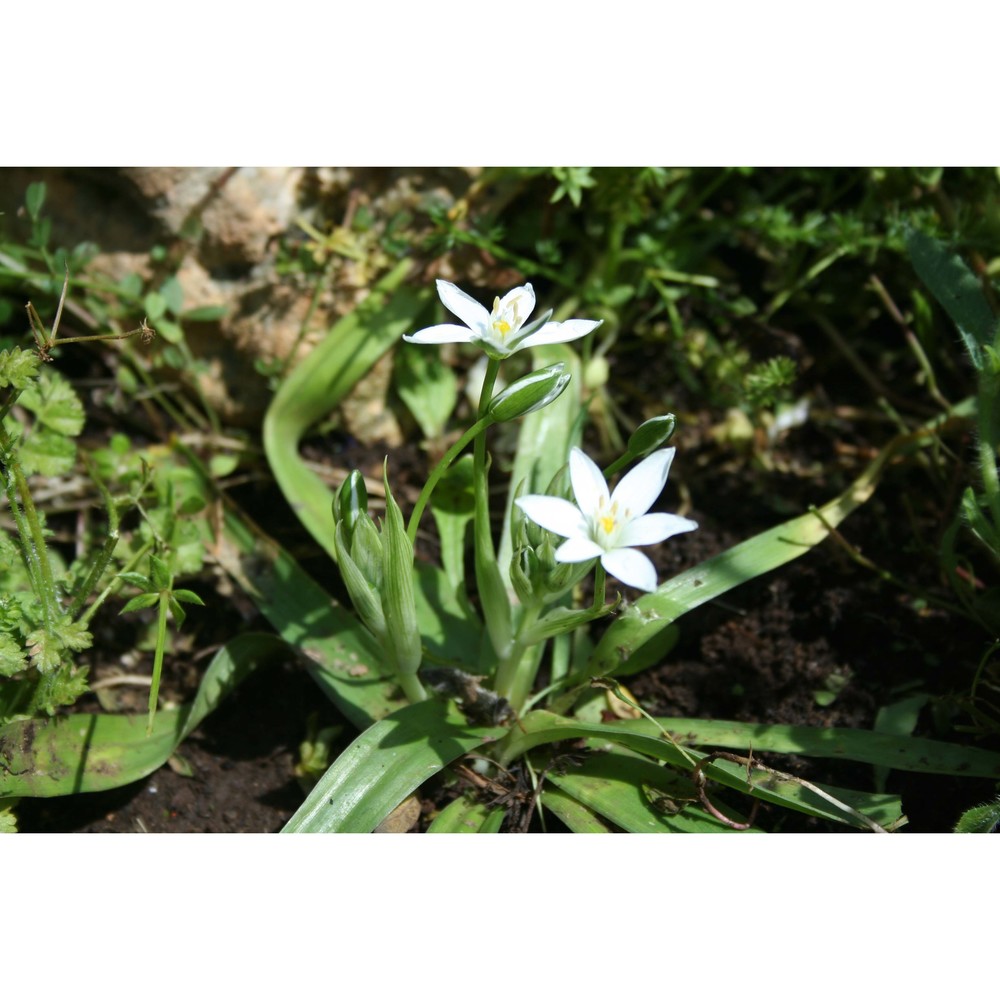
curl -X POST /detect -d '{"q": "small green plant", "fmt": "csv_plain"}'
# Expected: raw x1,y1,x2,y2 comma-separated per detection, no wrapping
0,182,255,822
0,272,204,732
1,289,113,721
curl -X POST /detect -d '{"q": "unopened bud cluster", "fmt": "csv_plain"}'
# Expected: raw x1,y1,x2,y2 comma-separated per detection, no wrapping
333,469,422,695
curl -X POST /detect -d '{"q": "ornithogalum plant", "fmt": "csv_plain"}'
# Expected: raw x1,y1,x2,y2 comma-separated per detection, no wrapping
332,279,693,714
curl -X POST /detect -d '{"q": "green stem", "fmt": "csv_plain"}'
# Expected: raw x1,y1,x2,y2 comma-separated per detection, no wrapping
493,598,545,708
67,459,121,618
506,642,546,717
0,423,60,629
471,359,514,662
603,454,630,478
398,671,427,704
592,563,607,611
80,539,153,627
406,414,493,543
148,592,170,734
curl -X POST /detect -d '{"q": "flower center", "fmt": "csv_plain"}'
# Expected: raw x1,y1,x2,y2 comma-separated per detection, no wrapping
594,498,626,546
491,295,522,340
590,494,635,550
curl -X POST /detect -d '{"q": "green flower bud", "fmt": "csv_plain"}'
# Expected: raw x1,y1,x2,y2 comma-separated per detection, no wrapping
487,363,571,422
350,514,383,591
380,468,422,678
334,522,386,640
334,470,368,541
627,414,676,459
510,542,537,605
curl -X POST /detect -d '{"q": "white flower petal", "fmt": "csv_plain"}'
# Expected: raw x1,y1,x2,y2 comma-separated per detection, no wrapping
619,512,698,547
612,447,675,517
518,318,602,350
555,536,604,563
515,495,588,538
403,323,477,345
601,547,658,592
436,280,490,333
497,283,535,325
569,447,609,514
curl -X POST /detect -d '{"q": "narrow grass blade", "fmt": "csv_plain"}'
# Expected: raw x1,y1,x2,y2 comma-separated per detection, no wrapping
0,633,283,798
282,699,506,833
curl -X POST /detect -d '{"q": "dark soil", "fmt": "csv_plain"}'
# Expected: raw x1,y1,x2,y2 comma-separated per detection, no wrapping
18,658,346,833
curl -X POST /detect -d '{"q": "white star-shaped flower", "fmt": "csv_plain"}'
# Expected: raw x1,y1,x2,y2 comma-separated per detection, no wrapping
404,280,601,360
515,447,698,592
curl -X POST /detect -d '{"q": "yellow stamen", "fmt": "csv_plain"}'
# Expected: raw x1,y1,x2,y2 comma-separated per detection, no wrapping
492,296,512,337
599,514,616,534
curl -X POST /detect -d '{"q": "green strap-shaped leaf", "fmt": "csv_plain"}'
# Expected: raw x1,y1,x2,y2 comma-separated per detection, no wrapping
262,260,432,559
394,342,459,439
283,699,506,833
613,716,1000,779
0,633,284,798
497,711,902,829
907,229,998,372
426,796,506,833
543,748,749,832
539,786,611,833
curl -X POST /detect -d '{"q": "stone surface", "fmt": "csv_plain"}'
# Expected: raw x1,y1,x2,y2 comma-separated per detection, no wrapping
0,167,462,431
